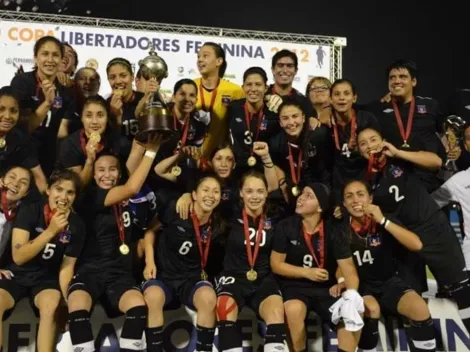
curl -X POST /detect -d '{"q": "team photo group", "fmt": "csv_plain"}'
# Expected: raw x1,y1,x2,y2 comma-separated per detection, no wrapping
0,32,469,352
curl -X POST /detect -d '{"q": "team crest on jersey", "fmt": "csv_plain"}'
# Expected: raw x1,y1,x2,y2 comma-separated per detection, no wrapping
307,143,317,158
367,234,381,247
260,118,268,131
59,231,71,244
222,188,231,201
391,165,403,178
221,95,232,106
264,218,272,230
188,124,196,140
417,105,427,114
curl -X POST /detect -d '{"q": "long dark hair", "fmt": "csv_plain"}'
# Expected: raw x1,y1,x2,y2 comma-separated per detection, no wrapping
202,42,227,78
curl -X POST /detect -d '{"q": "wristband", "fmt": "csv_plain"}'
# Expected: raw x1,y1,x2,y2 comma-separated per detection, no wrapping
145,150,157,159
337,277,345,284
380,217,387,226
384,219,391,229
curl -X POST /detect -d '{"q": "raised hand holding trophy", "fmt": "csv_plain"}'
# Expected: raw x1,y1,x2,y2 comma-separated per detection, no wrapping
135,43,177,143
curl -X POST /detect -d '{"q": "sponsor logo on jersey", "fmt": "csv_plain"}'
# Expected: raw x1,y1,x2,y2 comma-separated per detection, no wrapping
391,166,403,178
264,218,272,230
417,105,427,114
383,108,393,113
222,188,231,201
465,105,470,110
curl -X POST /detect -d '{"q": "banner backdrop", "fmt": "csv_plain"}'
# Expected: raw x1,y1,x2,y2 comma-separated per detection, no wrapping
3,298,470,351
0,20,331,96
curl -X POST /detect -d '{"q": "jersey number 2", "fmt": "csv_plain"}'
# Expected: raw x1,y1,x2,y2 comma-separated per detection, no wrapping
389,185,405,202
42,243,56,260
353,250,374,266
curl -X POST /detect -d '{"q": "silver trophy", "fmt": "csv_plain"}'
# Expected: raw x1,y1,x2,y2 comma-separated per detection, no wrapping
444,115,466,171
135,43,176,143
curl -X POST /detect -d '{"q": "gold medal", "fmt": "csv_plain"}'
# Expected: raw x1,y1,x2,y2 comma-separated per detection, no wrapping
246,269,257,281
119,244,130,255
292,186,300,197
0,138,6,148
247,156,257,167
114,89,123,97
89,132,101,143
201,269,208,281
402,142,410,148
171,166,182,177
193,148,202,160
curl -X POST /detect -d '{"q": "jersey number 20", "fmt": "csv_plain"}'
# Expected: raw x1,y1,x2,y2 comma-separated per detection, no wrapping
243,228,267,247
353,250,374,266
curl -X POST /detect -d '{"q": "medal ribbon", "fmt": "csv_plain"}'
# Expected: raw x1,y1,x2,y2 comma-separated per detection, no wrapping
191,211,212,272
287,143,303,187
350,216,377,241
244,102,264,157
43,204,68,233
79,129,105,157
1,189,16,221
391,97,415,146
302,221,325,268
112,203,126,245
242,208,264,270
365,153,387,182
199,79,220,113
172,106,191,148
332,110,357,151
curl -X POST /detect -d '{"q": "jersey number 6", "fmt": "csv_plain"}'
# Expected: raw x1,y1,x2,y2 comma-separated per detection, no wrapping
178,241,193,255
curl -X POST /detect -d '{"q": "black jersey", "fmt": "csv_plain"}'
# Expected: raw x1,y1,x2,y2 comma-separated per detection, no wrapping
272,216,351,288
157,103,209,160
268,85,316,118
269,127,331,190
366,96,446,192
341,219,398,285
59,128,124,169
156,200,216,280
222,204,282,278
77,187,133,272
370,159,440,229
228,98,280,167
0,128,39,174
106,91,144,142
330,110,379,203
9,201,85,284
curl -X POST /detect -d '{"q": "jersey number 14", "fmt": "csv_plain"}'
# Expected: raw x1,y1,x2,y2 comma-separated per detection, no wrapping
353,250,374,266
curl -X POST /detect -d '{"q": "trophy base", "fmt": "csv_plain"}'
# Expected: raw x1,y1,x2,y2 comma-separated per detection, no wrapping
136,106,177,143
135,128,176,144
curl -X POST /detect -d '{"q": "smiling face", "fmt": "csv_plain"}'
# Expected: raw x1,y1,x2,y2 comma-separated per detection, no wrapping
331,82,357,114
279,104,305,137
174,83,197,115
192,177,221,213
1,167,31,203
59,45,77,75
82,102,108,136
243,73,267,105
308,79,331,106
94,155,120,189
388,68,416,100
47,179,76,212
107,63,133,97
343,181,372,218
272,56,297,86
357,128,383,160
0,95,19,134
35,40,62,79
240,175,267,214
76,68,100,98
197,45,222,76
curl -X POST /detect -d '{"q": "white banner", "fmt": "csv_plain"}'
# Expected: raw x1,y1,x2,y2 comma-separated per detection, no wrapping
0,20,331,97
3,297,470,351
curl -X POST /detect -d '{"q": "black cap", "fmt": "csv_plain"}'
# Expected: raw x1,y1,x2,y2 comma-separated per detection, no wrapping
303,182,330,213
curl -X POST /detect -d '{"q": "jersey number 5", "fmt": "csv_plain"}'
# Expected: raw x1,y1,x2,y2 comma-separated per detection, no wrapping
353,250,374,266
42,243,56,260
389,185,405,202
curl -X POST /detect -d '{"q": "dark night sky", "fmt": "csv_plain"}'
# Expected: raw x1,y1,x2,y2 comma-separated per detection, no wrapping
65,0,468,105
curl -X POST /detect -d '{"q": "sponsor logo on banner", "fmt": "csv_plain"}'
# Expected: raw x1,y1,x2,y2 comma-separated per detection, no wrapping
0,19,332,97
4,298,470,351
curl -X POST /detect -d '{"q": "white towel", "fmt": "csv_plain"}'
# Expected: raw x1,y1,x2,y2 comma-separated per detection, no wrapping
329,289,365,331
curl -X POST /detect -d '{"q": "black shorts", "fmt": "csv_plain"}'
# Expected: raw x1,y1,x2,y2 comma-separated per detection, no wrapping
281,284,339,330
215,273,282,319
0,275,59,320
415,212,467,286
141,274,213,311
361,276,413,316
67,269,140,316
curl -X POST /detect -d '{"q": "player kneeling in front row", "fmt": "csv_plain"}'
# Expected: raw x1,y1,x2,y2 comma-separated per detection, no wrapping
141,175,222,352
271,183,363,352
0,169,84,352
340,180,435,352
